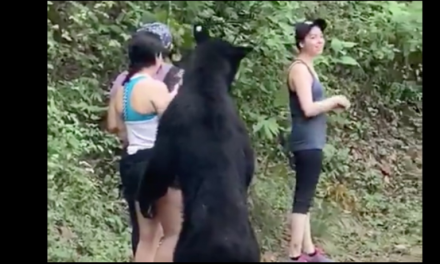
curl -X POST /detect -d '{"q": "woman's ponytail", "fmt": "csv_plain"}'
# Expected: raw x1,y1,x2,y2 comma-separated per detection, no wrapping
123,63,144,85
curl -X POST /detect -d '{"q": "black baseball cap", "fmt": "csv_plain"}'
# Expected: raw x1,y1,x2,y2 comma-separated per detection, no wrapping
295,18,327,48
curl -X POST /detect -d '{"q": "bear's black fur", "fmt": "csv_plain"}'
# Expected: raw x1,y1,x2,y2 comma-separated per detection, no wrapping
171,24,211,70
137,25,260,262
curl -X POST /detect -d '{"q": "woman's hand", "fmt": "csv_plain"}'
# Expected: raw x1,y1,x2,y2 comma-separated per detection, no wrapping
170,79,182,98
333,95,351,110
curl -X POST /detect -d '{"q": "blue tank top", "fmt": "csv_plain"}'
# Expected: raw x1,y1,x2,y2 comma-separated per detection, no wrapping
288,60,327,151
123,75,156,122
123,74,160,154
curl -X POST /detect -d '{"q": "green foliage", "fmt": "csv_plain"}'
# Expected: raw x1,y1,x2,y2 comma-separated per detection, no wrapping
48,1,422,262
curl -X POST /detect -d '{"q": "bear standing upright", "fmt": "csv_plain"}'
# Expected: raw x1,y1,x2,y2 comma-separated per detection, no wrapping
137,25,260,262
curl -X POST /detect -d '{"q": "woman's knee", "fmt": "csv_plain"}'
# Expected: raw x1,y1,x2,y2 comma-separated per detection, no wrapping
161,214,182,237
162,223,181,237
292,175,319,214
157,188,183,236
291,150,323,214
138,221,160,242
135,203,161,241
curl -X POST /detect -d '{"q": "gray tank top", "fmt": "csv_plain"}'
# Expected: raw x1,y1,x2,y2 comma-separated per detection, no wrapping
287,60,327,151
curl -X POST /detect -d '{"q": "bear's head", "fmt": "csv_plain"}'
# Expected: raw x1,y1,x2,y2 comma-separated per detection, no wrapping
190,24,253,89
171,24,213,69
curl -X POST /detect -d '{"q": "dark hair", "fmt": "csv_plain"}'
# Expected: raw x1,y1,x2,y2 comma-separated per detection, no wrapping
136,30,175,60
123,31,166,85
294,18,327,50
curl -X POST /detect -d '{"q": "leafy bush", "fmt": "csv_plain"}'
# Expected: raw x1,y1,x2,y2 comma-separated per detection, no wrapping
48,1,422,262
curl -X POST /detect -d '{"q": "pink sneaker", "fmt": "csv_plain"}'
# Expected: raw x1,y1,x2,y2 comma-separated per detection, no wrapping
302,248,333,262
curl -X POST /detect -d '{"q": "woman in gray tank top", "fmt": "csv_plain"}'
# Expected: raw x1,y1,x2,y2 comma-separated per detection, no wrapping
285,19,351,262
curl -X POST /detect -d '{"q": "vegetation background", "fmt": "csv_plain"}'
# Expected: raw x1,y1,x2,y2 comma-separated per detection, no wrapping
47,1,422,262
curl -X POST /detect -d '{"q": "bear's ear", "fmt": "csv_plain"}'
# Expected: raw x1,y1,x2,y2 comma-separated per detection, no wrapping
193,24,210,44
232,46,253,60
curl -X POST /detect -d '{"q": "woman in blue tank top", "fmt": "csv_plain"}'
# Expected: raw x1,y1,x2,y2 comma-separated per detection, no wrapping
108,22,184,260
107,29,181,262
285,19,351,262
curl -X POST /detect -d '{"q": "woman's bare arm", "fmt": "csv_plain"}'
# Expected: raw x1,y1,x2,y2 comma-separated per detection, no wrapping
107,88,128,146
150,81,175,116
169,78,182,98
289,63,339,117
107,93,124,134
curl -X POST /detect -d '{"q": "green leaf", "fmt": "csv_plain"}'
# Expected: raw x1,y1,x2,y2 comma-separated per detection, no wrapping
337,56,359,66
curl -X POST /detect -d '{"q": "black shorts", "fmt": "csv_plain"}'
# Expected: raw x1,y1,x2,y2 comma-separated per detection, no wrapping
119,148,154,201
119,148,180,201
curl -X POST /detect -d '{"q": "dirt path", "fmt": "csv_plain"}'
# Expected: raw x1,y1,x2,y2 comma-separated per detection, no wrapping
260,229,422,262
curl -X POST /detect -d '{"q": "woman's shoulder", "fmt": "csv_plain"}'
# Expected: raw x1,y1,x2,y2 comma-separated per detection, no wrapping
109,71,128,97
136,77,167,91
288,62,311,79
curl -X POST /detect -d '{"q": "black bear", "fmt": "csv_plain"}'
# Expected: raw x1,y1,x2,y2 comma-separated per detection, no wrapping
137,25,260,262
171,24,211,70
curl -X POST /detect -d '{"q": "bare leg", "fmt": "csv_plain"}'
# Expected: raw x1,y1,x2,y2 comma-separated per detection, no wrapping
298,213,334,262
155,188,183,262
155,225,164,249
302,213,315,254
134,202,161,262
289,213,307,258
288,150,323,260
